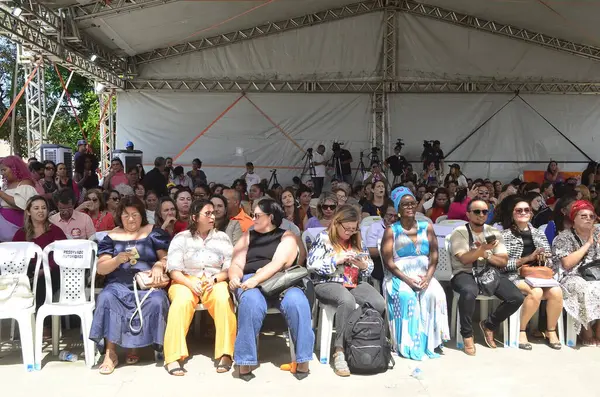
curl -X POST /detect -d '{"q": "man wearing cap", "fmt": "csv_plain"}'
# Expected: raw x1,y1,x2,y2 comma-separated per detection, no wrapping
74,139,87,164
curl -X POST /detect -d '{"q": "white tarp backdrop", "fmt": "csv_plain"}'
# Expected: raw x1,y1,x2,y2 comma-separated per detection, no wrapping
117,92,371,185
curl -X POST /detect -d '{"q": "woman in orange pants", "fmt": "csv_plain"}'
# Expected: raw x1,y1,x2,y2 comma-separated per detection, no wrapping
164,199,236,376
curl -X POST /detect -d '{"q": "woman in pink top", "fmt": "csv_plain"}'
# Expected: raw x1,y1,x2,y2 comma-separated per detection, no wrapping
13,196,67,311
447,187,478,221
103,158,129,190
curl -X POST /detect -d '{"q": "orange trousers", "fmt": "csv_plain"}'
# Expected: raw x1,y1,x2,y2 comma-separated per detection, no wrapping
163,276,236,365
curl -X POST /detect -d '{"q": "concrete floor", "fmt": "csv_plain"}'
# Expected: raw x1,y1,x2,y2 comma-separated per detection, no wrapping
0,315,596,397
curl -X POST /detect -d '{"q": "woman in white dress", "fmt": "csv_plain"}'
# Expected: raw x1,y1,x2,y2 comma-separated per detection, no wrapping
381,187,449,360
0,156,38,242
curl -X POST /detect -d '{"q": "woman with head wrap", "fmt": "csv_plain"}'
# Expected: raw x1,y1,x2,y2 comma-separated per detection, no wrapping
552,200,600,346
380,187,449,360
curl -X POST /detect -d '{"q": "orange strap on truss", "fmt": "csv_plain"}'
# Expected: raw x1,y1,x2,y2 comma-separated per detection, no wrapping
173,94,244,162
0,64,40,130
53,63,86,142
244,95,305,154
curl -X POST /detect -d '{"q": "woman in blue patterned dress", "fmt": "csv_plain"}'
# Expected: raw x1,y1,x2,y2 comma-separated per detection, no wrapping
381,187,449,360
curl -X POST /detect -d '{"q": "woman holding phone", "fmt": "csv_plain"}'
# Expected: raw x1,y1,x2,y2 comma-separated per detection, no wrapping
500,197,562,350
307,205,385,377
381,187,449,360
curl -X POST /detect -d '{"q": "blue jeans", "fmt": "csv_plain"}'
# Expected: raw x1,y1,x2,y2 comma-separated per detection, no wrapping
234,274,314,365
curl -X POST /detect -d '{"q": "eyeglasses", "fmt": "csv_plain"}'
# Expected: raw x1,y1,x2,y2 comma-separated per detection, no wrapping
514,208,531,215
401,202,417,209
339,223,358,235
109,197,120,202
87,198,99,203
322,204,337,211
578,214,596,220
45,167,54,171
200,211,216,218
253,213,269,220
194,194,206,199
121,212,141,220
470,209,489,216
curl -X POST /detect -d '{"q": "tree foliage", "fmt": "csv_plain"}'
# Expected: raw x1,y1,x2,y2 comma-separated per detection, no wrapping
0,38,103,157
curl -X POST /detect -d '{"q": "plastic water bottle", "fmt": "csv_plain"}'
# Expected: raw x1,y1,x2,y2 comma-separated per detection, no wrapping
58,350,78,362
411,367,423,380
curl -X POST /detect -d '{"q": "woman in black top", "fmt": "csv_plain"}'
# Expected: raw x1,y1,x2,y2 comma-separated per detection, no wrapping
500,198,562,350
228,198,313,380
361,180,390,218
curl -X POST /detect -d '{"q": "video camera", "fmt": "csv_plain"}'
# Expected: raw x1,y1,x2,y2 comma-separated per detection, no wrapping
394,138,405,151
332,141,344,152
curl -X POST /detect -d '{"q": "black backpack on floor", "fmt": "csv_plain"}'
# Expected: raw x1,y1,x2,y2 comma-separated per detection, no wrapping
344,303,394,374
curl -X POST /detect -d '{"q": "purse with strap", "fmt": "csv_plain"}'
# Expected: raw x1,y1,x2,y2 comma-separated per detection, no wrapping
258,265,309,297
520,264,554,279
571,228,600,281
129,270,170,333
466,224,501,297
0,274,33,302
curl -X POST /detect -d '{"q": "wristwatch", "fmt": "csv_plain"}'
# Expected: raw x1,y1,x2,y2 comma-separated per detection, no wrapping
484,250,493,260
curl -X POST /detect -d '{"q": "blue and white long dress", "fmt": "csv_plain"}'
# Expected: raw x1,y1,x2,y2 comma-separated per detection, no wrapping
385,221,449,360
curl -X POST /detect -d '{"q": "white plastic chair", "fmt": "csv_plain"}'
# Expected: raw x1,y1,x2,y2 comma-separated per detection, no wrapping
0,242,43,371
438,219,467,227
435,215,448,224
34,240,98,370
415,213,433,224
508,303,565,348
360,216,381,229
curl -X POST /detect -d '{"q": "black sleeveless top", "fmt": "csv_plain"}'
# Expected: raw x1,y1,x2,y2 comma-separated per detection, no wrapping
244,228,286,275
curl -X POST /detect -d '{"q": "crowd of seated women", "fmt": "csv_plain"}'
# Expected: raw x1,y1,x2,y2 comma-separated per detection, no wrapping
4,155,600,380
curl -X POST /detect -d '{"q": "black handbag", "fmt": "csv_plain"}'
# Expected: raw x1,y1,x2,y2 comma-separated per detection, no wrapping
570,229,600,281
467,224,501,296
258,265,309,297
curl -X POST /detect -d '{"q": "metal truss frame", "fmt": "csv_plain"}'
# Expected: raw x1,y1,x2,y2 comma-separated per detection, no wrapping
0,5,125,87
70,0,181,21
131,0,386,65
19,51,47,158
126,79,600,94
99,90,117,176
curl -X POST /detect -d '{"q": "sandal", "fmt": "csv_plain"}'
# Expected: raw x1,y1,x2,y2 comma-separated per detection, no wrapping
518,330,532,351
216,355,232,373
125,352,140,365
166,362,186,377
238,365,254,382
99,355,118,375
333,351,350,377
542,329,562,350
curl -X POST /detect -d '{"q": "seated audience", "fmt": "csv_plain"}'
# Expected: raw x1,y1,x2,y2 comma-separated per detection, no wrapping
211,194,242,246
223,188,253,233
126,166,140,189
493,180,503,197
425,188,450,223
527,191,552,228
552,200,600,346
49,189,95,239
169,185,179,200
174,188,192,234
40,160,58,204
145,190,158,225
74,153,99,196
307,205,384,377
500,197,562,350
91,197,170,374
248,183,265,207
304,194,338,229
544,192,577,244
581,161,597,187
361,180,389,218
102,158,129,191
365,205,398,292
164,199,235,376
444,164,468,188
363,162,388,187
0,156,38,242
421,161,440,187
56,162,80,202
541,182,554,207
333,188,348,206
297,185,313,222
173,166,193,190
381,187,449,359
449,199,524,355
193,184,211,201
155,197,187,238
13,196,67,310
106,189,121,219
76,188,115,232
447,187,477,221
477,185,496,224
187,158,207,188
575,185,592,202
134,183,146,202
212,184,227,196
400,164,418,185
228,199,313,380
115,184,135,200
281,187,303,230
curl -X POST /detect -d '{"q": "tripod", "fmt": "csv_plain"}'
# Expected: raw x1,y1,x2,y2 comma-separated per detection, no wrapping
300,151,317,182
267,169,279,188
353,151,367,184
328,152,343,182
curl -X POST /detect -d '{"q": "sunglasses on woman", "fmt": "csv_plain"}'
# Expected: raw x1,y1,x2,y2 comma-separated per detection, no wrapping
514,207,531,215
322,204,337,211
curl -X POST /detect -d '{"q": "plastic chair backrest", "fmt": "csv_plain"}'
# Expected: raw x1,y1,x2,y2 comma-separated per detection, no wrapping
434,234,455,282
303,227,325,253
435,215,448,224
438,219,467,227
415,213,433,224
43,240,98,306
360,216,381,229
0,242,43,301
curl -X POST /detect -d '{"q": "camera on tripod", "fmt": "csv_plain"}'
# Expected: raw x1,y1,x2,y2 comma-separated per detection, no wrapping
395,138,405,151
332,141,344,152
423,140,434,150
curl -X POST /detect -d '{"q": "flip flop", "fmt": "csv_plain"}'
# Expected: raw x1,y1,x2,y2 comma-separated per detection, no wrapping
99,358,118,375
125,353,140,365
216,357,232,373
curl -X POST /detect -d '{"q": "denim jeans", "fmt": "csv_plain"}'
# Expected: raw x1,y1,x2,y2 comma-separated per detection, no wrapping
234,274,315,365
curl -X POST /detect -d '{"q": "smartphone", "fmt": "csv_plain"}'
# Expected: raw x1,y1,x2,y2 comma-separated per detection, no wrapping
485,235,497,244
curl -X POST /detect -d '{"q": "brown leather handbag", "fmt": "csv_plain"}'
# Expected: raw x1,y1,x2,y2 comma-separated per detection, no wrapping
520,264,554,279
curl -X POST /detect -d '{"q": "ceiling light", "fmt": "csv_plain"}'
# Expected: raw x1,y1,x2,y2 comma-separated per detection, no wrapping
90,54,97,62
12,7,22,17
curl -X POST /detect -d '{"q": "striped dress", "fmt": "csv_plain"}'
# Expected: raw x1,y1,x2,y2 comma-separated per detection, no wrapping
384,221,449,360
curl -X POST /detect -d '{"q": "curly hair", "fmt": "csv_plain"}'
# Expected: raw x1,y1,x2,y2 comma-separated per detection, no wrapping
0,156,34,182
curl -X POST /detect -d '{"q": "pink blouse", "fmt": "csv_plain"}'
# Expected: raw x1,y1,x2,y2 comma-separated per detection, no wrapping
447,197,471,221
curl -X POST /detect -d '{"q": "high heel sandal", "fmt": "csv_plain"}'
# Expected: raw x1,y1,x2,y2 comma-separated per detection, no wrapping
542,329,562,350
518,330,532,351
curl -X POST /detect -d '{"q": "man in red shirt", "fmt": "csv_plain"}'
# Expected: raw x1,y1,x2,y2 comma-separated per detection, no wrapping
223,188,253,233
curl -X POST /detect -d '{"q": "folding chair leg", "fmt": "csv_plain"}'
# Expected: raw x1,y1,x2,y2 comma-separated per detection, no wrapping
318,305,335,364
565,311,577,347
34,313,47,370
557,311,565,346
52,316,60,356
17,313,36,371
10,319,16,341
507,308,521,348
